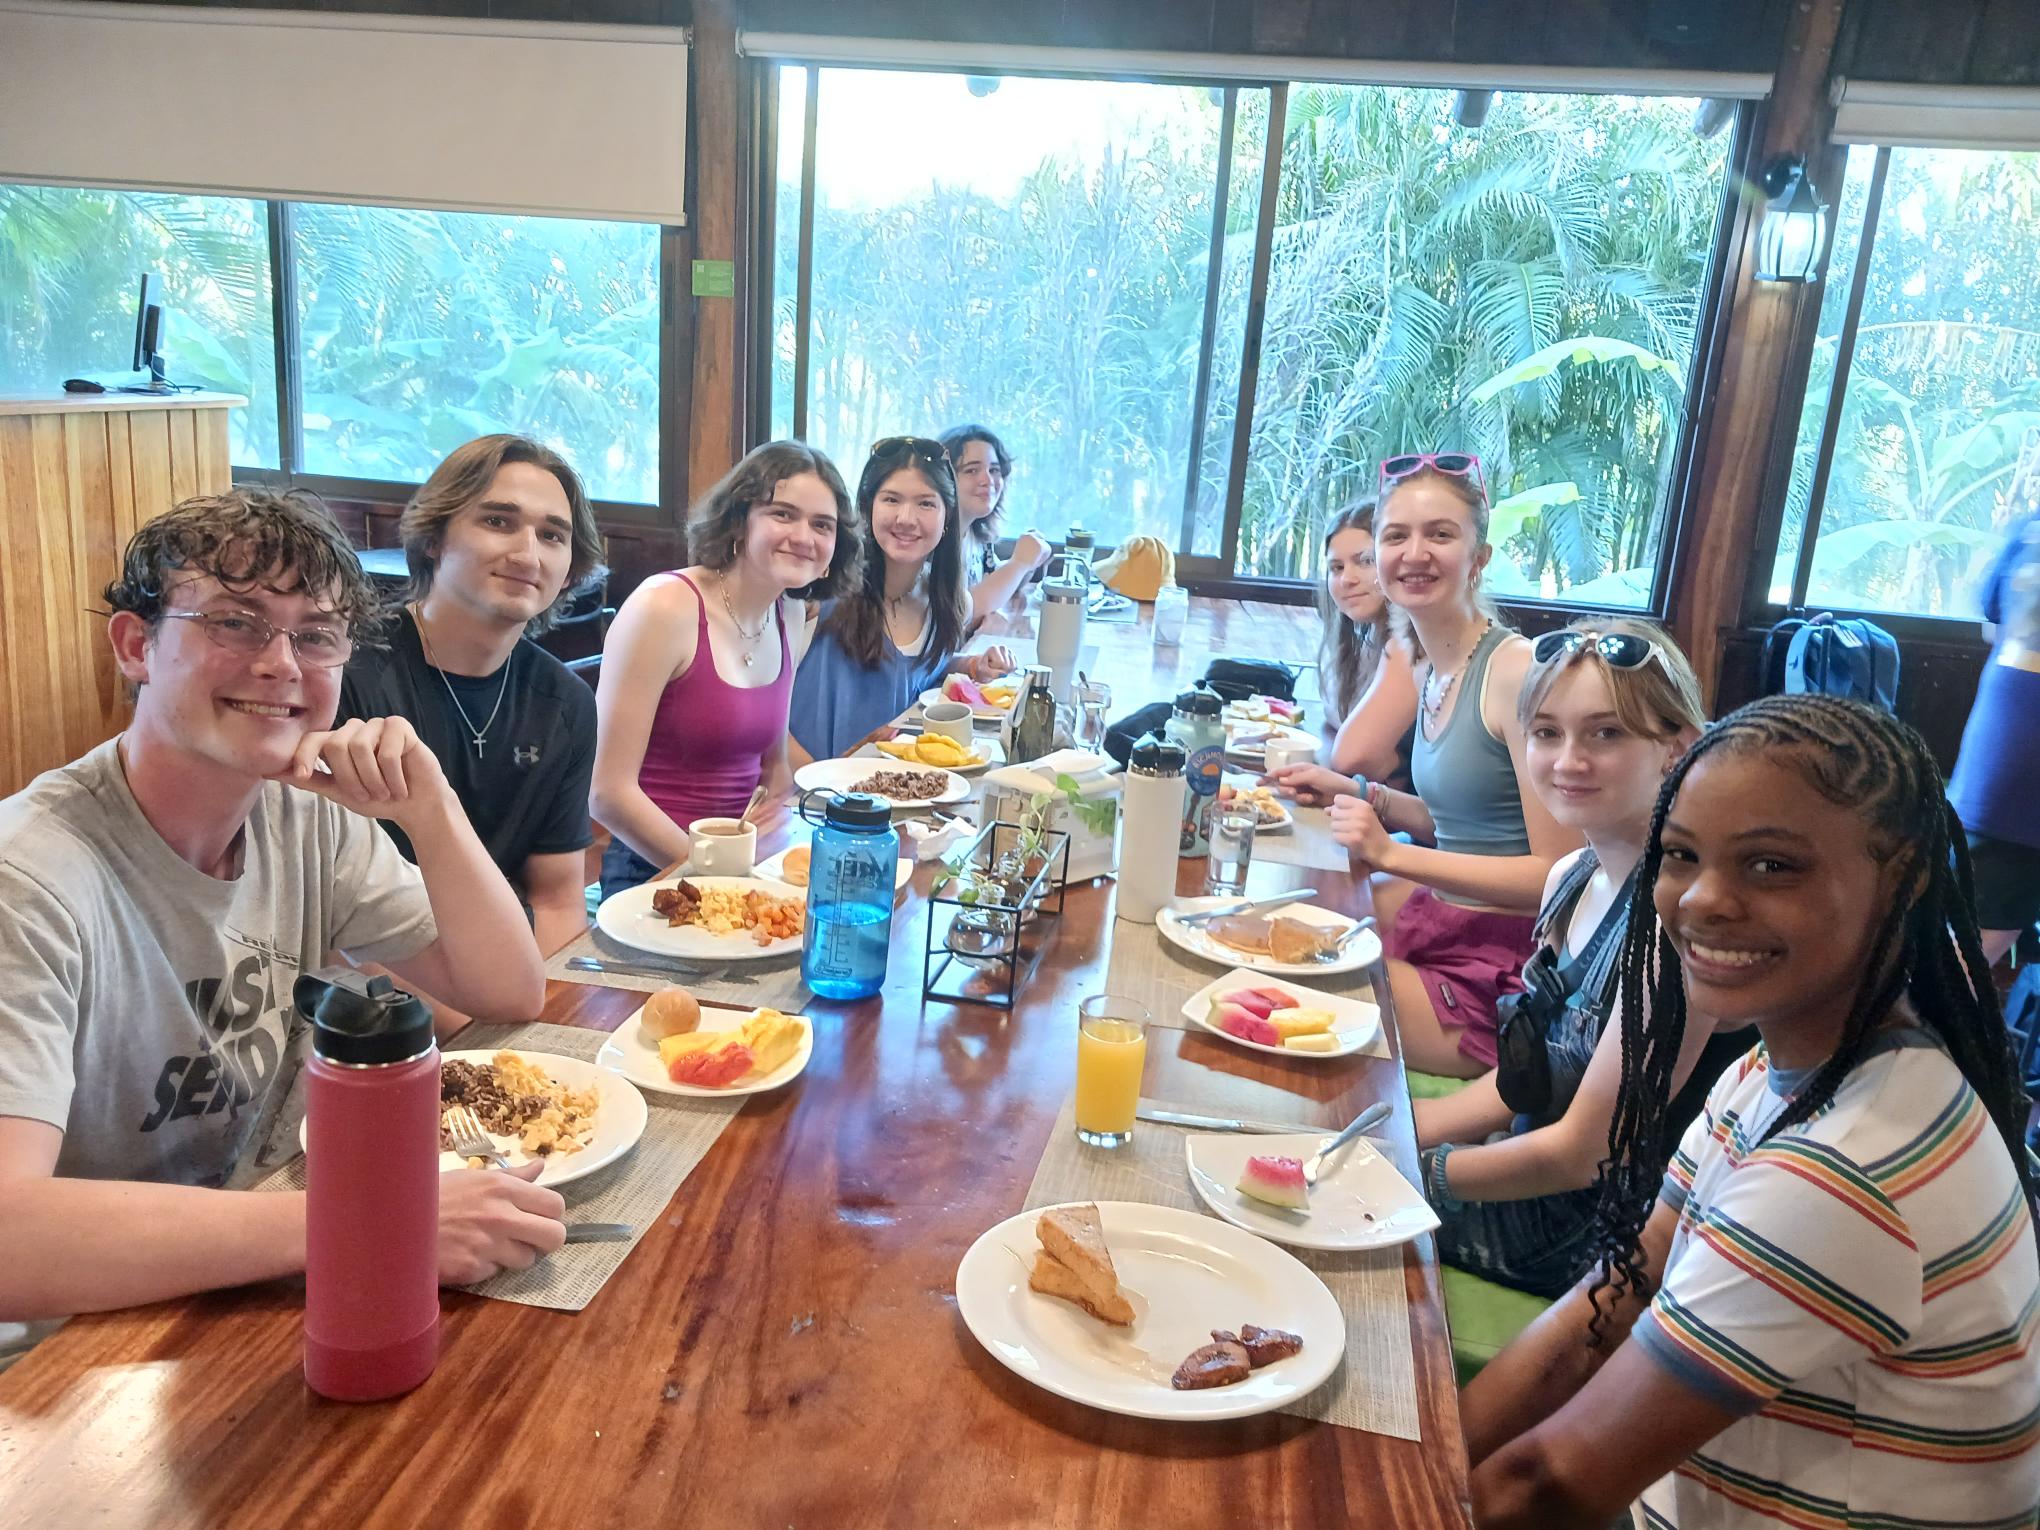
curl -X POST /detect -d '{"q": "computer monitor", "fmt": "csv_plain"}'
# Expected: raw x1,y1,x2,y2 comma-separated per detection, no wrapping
126,272,168,392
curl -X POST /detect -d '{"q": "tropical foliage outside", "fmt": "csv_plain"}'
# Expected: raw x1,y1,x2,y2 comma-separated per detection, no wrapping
774,70,1735,597
0,187,660,503
1776,145,2040,619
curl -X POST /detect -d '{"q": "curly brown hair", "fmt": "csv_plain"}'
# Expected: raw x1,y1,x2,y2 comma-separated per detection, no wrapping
104,488,383,637
684,440,861,599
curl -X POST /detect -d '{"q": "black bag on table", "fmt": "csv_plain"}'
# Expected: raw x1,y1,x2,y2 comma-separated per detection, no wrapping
1103,701,1174,768
1200,657,1300,704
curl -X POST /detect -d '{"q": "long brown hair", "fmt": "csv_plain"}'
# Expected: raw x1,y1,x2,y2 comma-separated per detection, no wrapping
1378,465,1506,665
1317,499,1392,719
821,440,969,669
399,434,603,631
939,422,1009,575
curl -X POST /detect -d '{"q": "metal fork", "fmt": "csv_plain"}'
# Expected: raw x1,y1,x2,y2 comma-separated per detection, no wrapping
443,1104,508,1168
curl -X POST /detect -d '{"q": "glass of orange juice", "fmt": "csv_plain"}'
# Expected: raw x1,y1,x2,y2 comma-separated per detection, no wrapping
1075,994,1149,1148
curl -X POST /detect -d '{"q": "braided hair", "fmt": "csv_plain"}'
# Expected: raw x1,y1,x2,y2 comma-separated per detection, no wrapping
1584,694,2035,1341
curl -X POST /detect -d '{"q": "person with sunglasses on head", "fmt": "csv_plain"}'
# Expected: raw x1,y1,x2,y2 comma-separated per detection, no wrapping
939,424,1052,622
1461,696,2037,1529
0,490,559,1362
1413,619,1753,1296
1269,453,1582,1078
1313,498,1419,788
787,437,1018,764
592,441,859,899
337,435,605,957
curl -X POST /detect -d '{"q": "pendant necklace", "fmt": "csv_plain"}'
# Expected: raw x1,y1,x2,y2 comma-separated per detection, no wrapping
1422,618,1491,732
413,605,511,760
719,577,772,667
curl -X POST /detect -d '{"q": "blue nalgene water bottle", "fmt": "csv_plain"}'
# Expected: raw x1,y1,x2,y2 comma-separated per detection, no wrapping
799,791,899,1000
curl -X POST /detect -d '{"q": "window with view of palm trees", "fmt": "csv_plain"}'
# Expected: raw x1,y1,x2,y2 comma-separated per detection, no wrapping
1773,145,2040,621
770,68,1737,598
0,185,279,467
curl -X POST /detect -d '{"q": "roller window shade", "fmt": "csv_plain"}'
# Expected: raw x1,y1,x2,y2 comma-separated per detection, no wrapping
1833,80,2040,153
735,30,1772,98
0,0,688,224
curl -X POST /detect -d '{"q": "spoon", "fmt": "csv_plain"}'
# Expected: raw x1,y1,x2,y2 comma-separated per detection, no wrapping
739,783,770,826
1302,1100,1393,1187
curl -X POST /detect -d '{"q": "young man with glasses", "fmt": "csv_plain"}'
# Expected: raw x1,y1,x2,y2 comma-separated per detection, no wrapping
0,489,559,1360
338,435,604,956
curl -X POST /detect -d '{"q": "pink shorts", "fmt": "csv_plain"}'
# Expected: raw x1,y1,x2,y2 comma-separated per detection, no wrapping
1383,887,1536,1069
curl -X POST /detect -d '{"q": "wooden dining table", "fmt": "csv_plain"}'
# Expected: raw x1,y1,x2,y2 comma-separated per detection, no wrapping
0,597,1473,1529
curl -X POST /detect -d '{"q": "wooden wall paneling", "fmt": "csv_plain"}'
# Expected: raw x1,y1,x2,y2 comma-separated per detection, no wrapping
194,408,230,496
103,410,137,554
687,0,750,503
126,411,174,534
1967,0,2040,85
1842,0,1983,83
0,420,49,792
1450,0,1554,64
66,414,125,737
166,409,201,506
1668,0,1846,708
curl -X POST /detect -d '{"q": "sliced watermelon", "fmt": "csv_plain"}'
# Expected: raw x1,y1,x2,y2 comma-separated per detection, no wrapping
945,674,989,707
1251,986,1301,1009
1214,1003,1280,1047
668,1042,756,1088
1227,989,1280,1020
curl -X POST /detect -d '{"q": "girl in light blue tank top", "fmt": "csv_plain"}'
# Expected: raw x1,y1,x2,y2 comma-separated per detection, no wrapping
788,437,1015,763
1313,458,1581,1078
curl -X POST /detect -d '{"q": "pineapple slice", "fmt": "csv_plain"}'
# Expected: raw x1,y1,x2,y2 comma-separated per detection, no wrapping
1267,1006,1335,1041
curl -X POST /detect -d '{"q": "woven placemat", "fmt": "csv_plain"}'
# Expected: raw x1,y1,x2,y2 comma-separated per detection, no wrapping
545,923,812,1011
1100,921,1389,1058
1254,805,1355,874
1023,1093,1419,1441
259,1022,743,1312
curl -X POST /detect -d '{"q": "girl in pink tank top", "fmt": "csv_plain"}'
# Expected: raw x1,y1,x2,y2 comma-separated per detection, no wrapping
590,442,863,896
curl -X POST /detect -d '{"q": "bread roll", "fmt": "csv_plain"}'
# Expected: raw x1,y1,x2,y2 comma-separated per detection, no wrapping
639,985,702,1042
781,846,811,887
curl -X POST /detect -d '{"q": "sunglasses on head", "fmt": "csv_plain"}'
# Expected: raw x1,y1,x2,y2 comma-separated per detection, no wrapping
1379,452,1485,497
870,436,951,465
1531,629,1666,672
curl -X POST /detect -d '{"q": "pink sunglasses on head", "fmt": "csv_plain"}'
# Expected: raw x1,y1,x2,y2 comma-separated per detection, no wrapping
1378,452,1486,498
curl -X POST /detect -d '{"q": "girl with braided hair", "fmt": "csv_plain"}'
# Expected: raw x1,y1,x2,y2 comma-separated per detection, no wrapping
1461,695,2038,1529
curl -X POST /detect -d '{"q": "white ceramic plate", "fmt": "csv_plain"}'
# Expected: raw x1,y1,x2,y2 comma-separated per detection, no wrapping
954,1200,1345,1421
1223,720,1315,766
299,1049,647,1189
594,875,806,962
596,1005,815,1098
793,756,970,810
1180,967,1382,1059
1223,698,1308,727
1157,897,1382,977
919,682,1018,722
1185,1133,1439,1253
1218,776,1292,833
756,843,914,894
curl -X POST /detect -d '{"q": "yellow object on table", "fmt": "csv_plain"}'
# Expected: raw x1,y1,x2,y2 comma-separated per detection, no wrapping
876,733,984,768
1094,535,1175,602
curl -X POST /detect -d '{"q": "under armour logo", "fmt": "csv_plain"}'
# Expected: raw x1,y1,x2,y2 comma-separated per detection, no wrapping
513,744,542,767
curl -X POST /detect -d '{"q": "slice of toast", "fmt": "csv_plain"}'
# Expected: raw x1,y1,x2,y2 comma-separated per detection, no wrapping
1035,1204,1135,1325
1028,1251,1133,1325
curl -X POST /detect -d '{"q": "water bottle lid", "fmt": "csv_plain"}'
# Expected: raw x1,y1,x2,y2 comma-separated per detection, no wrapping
1129,733,1186,777
1065,526,1094,550
1173,683,1222,718
298,969,435,1066
824,791,892,829
1043,579,1084,603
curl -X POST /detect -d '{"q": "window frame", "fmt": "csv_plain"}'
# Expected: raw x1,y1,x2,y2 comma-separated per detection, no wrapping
231,195,673,525
1749,141,2026,639
759,61,1752,619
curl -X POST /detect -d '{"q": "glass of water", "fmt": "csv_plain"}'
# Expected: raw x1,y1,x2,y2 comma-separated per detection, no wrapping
1205,804,1257,897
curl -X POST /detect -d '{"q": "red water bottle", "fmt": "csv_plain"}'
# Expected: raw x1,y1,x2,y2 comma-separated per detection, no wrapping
298,970,441,1401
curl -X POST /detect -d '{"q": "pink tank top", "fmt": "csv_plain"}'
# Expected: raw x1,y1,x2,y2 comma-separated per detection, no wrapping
637,573,793,828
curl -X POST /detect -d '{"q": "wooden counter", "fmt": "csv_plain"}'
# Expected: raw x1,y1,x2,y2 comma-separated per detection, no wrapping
0,391,243,796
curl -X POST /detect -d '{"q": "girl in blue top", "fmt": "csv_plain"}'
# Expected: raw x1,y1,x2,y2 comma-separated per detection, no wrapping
788,437,1014,763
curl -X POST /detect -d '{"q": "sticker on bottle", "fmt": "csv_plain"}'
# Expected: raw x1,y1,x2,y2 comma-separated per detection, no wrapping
1186,745,1224,797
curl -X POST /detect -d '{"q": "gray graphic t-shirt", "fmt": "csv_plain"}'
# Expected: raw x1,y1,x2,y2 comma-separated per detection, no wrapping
0,739,438,1189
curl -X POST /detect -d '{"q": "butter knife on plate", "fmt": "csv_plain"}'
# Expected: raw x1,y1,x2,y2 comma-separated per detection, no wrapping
1172,888,1318,929
1135,1106,1319,1135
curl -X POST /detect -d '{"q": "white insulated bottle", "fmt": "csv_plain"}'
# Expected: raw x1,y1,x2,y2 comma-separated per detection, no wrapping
1116,733,1186,924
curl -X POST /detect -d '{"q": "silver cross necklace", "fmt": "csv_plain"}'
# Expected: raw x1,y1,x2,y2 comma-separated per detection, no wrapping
411,604,511,760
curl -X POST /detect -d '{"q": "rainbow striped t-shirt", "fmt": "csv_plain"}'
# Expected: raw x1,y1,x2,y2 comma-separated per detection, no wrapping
1631,1029,2039,1529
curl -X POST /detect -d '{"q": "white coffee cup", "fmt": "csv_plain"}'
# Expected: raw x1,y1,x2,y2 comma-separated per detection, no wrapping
1263,737,1318,774
688,817,756,875
921,699,976,746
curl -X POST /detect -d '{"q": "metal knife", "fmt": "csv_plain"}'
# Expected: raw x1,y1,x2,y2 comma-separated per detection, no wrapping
1136,1106,1320,1134
1173,888,1319,928
562,1222,636,1244
566,954,709,979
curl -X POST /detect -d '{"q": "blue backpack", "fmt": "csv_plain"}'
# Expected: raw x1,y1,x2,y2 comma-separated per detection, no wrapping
1763,612,1902,710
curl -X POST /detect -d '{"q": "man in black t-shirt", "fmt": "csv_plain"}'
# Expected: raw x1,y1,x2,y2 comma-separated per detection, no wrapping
340,435,604,954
